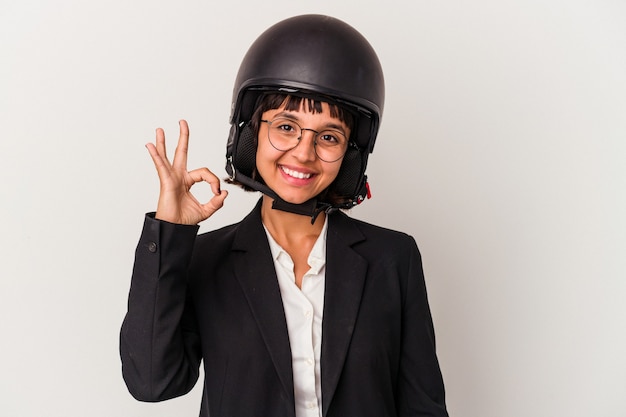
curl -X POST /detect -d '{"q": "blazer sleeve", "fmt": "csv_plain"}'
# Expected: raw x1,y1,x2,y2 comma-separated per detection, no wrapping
120,213,202,402
396,235,449,416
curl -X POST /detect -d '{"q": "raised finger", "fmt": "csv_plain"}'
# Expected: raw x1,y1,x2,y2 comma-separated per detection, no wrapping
172,120,190,171
155,127,169,162
146,142,172,181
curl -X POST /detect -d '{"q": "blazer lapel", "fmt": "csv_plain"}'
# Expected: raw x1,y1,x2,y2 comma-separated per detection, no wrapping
321,212,368,416
231,201,295,406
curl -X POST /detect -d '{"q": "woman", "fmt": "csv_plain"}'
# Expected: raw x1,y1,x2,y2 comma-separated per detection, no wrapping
120,14,448,417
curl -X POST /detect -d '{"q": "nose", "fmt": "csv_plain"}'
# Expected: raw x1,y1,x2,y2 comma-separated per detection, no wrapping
290,128,318,161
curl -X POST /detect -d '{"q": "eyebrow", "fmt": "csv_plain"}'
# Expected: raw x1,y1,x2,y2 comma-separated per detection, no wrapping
272,111,348,134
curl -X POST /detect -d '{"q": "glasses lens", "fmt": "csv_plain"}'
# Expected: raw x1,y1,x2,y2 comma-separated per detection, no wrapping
314,131,348,162
267,118,300,151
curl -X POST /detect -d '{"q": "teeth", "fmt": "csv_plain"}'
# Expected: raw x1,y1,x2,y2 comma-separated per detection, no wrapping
281,166,312,179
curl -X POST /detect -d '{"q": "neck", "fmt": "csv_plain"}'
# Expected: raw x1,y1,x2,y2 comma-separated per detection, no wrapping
261,195,326,242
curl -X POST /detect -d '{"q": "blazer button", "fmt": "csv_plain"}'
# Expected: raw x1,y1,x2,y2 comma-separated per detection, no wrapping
148,242,158,253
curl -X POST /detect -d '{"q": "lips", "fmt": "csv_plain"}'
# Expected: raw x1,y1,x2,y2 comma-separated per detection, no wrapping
280,165,314,179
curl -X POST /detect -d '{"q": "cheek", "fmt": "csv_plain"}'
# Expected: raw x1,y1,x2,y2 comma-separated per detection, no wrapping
255,136,280,177
323,162,343,185
255,137,269,163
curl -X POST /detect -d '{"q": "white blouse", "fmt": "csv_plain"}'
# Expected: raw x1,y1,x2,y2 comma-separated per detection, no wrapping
263,218,327,417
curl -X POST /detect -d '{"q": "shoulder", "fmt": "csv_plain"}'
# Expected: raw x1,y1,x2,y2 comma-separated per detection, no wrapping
193,200,265,253
187,220,246,281
333,210,415,241
193,221,240,255
330,212,426,298
330,210,420,257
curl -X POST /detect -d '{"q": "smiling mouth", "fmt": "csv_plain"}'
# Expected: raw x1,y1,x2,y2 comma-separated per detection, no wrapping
280,166,313,179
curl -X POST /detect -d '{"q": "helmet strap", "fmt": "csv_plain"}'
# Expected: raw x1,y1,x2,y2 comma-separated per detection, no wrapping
271,198,328,224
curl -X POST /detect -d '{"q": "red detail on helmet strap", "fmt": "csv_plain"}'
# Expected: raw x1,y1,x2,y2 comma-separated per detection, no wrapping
366,181,372,199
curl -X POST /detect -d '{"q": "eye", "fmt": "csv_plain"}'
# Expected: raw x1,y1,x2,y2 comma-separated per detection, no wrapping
273,119,299,135
317,131,344,146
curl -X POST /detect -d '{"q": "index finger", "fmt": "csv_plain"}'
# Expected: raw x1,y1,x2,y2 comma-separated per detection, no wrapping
172,119,190,171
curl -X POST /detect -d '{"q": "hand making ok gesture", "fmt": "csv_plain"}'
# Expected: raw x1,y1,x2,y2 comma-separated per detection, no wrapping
146,120,228,225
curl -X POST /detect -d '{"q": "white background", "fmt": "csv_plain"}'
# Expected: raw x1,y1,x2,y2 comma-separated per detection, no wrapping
1,1,625,416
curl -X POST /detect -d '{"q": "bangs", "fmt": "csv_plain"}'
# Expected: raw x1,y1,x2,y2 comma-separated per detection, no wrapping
281,96,349,123
251,93,354,133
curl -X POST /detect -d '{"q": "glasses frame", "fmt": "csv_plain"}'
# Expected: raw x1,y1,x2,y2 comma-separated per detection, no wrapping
260,118,350,163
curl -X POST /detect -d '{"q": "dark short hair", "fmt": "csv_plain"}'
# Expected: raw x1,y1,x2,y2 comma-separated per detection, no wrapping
227,93,356,206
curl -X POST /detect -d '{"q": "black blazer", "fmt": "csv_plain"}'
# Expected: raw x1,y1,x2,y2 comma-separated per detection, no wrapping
120,201,448,417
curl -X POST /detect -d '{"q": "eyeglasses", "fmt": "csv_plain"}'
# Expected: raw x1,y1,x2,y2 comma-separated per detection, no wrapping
260,117,349,163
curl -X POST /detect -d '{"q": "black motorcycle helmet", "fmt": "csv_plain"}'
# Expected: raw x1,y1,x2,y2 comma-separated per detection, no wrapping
225,14,385,220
